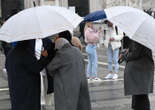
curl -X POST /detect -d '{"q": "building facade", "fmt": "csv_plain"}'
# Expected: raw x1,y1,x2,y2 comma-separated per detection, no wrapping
0,0,24,20
24,0,68,8
1,0,155,18
36,0,155,14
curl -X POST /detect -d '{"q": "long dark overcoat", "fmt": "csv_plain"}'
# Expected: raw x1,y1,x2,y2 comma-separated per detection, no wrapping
47,44,91,110
124,41,154,95
28,38,55,93
6,41,51,110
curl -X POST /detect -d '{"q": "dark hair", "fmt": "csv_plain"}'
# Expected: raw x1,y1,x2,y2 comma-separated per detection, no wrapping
58,30,72,44
122,36,131,49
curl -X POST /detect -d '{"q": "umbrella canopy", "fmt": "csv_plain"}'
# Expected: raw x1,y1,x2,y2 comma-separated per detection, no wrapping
104,6,155,60
84,6,155,62
0,6,83,42
83,10,106,22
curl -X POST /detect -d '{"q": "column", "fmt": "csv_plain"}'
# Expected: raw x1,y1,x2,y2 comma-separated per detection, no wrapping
55,0,59,6
40,0,44,5
60,0,68,7
24,0,40,8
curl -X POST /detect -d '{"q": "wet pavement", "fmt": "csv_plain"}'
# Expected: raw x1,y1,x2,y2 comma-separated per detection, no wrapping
0,46,155,110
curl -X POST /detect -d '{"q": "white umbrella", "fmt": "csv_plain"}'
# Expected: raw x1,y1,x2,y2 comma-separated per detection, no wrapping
0,6,83,42
105,6,155,62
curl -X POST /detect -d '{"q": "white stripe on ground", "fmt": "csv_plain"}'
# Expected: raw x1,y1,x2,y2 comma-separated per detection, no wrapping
0,79,124,92
102,78,124,82
84,59,125,69
88,78,124,83
0,88,9,92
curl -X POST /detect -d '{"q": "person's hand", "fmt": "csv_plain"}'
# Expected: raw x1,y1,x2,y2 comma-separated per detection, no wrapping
42,50,48,57
110,37,114,41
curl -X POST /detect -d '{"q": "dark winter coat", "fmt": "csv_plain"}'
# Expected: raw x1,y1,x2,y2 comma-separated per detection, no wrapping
124,40,154,95
47,44,91,110
28,38,55,93
6,41,52,110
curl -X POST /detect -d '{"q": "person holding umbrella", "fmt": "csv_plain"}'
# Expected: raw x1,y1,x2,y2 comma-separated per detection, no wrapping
6,40,54,110
120,38,154,110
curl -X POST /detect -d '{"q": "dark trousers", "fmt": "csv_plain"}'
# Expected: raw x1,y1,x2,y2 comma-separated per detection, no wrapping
132,94,150,110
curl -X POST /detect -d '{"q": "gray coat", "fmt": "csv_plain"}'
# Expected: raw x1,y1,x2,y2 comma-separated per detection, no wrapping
47,44,91,110
124,41,154,95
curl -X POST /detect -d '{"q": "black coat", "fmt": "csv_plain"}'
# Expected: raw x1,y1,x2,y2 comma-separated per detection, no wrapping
28,38,55,93
124,41,154,95
6,41,52,110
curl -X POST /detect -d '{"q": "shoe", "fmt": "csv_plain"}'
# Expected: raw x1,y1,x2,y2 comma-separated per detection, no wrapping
2,68,8,80
104,73,113,79
2,68,7,73
93,77,99,80
93,77,102,81
112,74,118,80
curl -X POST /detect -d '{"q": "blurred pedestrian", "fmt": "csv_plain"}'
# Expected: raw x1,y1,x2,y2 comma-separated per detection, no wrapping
84,22,101,80
120,38,154,110
47,38,91,110
104,21,123,80
6,40,53,110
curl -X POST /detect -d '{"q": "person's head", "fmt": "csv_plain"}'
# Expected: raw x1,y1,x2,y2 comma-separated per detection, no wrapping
58,30,72,44
86,22,93,28
84,22,93,32
107,20,113,27
72,36,82,51
55,38,69,50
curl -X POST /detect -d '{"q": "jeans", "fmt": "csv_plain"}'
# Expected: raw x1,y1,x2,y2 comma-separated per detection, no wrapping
106,44,119,73
86,44,98,78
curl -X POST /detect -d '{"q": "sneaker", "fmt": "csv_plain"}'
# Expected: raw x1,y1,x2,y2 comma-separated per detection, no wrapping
2,68,7,73
112,74,118,80
104,73,113,79
2,68,8,80
93,77,99,80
